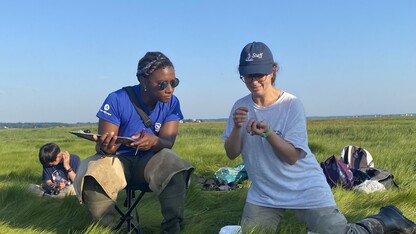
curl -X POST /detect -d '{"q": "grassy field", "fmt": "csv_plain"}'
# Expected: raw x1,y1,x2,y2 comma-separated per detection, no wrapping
0,116,415,234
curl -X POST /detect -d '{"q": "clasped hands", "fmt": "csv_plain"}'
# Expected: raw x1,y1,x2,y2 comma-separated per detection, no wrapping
233,107,269,136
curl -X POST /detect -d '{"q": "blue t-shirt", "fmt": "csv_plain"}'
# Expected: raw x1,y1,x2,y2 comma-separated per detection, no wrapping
42,154,81,186
96,84,183,156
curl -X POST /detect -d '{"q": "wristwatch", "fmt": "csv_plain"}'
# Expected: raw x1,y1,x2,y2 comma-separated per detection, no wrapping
66,168,73,173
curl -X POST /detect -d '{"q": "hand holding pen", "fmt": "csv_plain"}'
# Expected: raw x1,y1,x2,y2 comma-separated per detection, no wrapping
134,129,146,156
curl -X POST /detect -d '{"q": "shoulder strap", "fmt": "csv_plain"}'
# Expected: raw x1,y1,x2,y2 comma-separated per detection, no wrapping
122,86,155,133
341,146,349,164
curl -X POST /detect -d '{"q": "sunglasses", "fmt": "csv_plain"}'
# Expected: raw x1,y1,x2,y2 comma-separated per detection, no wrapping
156,78,180,90
240,74,268,83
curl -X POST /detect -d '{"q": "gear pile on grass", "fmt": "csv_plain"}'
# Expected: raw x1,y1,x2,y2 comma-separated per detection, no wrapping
195,174,242,191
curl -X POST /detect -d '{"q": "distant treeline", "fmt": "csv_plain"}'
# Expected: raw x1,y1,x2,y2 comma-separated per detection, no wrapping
182,118,227,123
1,122,96,129
1,119,228,129
2,114,415,129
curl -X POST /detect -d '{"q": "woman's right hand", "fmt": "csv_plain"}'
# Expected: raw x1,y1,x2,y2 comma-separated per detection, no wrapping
233,107,249,128
95,131,120,154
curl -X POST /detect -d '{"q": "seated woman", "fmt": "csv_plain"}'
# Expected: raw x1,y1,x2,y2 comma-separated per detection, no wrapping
74,51,194,234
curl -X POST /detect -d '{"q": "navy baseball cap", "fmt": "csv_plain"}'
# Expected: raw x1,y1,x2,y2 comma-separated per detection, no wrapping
239,41,274,76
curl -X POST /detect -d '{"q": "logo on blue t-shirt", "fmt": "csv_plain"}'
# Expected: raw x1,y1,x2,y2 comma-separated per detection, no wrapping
155,122,162,132
99,103,112,117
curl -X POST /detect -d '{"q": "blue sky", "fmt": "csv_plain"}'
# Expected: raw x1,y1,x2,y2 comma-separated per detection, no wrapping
1,1,415,123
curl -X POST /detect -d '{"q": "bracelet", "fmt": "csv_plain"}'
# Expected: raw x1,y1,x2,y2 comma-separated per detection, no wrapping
261,127,272,138
66,168,73,173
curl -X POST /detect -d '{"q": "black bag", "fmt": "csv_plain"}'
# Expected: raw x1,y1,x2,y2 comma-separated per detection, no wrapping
364,168,399,189
351,169,371,186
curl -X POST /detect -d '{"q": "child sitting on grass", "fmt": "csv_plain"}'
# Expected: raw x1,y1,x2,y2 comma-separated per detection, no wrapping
27,142,80,198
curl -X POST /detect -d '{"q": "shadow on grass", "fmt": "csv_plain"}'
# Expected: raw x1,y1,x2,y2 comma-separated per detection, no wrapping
0,185,95,234
0,174,321,234
0,171,41,184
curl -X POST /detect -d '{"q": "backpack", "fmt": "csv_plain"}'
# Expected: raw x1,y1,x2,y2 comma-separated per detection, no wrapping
340,145,374,170
364,168,399,189
351,168,371,186
320,155,354,189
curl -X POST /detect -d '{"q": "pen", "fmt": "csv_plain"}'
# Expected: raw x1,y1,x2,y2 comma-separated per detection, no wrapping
134,146,139,156
134,129,146,156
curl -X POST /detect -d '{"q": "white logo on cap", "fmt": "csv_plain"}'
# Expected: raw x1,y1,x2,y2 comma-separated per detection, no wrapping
245,53,263,62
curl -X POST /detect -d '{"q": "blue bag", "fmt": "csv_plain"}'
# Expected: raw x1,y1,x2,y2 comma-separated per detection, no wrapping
214,163,248,184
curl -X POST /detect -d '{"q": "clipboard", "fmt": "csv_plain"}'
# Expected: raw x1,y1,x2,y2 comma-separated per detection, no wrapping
70,130,135,145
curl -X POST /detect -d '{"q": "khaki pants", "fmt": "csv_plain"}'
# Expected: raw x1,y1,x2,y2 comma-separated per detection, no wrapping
74,148,194,232
74,148,194,203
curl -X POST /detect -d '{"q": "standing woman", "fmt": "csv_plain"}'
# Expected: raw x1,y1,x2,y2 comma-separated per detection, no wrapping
222,41,415,233
75,52,194,234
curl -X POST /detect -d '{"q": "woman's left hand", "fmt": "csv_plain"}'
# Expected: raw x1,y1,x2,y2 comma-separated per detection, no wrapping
131,131,158,151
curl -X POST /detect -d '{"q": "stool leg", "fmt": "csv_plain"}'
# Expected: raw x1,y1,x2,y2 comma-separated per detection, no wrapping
128,190,146,233
115,188,146,233
126,189,134,232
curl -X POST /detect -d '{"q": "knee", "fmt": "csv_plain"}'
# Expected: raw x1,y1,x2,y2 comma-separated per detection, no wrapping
82,176,111,202
159,171,188,198
168,171,187,189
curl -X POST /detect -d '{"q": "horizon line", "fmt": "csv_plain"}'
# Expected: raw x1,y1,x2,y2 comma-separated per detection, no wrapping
1,113,415,125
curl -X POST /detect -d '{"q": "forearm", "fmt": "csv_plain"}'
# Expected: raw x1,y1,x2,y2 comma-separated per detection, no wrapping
61,163,76,182
224,127,243,160
151,137,174,152
149,120,178,152
67,170,76,182
266,133,300,165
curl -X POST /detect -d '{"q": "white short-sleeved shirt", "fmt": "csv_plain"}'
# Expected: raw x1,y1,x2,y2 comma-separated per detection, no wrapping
222,92,336,209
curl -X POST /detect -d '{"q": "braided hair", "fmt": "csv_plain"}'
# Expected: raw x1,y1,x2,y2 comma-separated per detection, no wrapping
136,52,174,81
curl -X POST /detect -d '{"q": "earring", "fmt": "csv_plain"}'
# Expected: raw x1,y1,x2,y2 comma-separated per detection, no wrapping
144,87,147,92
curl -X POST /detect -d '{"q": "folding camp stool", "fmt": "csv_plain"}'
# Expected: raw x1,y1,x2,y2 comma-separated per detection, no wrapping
114,184,151,233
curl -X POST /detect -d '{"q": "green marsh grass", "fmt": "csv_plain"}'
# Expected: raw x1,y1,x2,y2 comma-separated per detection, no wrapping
0,117,415,233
